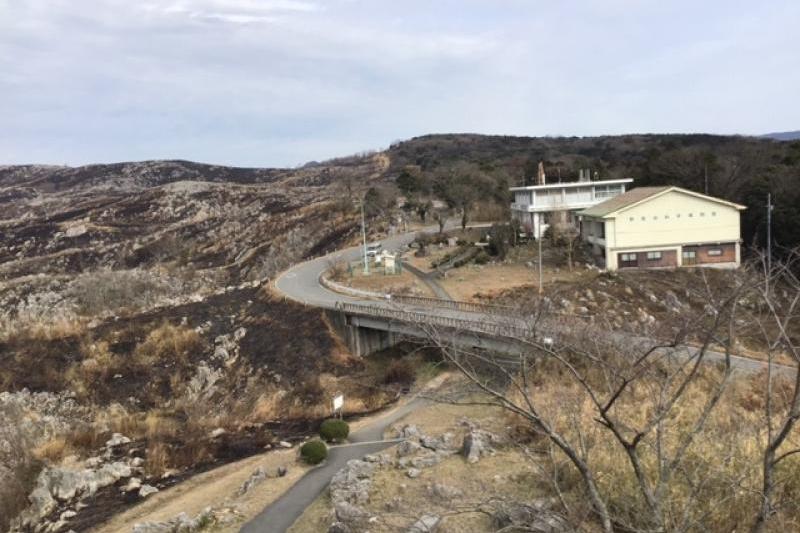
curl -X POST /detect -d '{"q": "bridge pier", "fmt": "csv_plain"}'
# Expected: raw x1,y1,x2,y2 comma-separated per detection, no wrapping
326,310,400,357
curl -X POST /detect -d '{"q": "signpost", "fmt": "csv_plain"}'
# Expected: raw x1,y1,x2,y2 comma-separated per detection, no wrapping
332,393,344,419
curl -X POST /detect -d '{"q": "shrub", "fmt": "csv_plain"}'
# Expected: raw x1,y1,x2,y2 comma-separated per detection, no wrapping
320,419,350,442
300,440,328,464
474,250,490,264
384,358,416,386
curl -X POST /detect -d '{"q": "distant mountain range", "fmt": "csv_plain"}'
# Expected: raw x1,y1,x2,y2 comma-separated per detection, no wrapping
761,130,800,141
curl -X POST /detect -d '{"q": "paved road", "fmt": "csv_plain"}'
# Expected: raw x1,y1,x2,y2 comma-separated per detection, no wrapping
241,395,430,533
274,225,789,375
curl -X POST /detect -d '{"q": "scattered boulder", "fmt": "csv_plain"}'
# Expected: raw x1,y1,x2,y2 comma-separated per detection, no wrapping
123,478,142,492
139,485,159,498
396,424,422,439
420,433,455,452
462,429,499,464
429,482,462,500
407,514,440,532
396,440,422,457
237,467,268,496
334,501,368,523
406,468,421,479
330,459,376,505
105,433,131,448
209,428,227,439
278,440,293,448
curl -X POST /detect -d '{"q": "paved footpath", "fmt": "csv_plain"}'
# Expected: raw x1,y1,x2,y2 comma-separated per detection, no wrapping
240,395,430,533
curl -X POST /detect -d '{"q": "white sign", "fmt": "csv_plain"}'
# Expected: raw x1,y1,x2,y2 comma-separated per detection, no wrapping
332,394,344,412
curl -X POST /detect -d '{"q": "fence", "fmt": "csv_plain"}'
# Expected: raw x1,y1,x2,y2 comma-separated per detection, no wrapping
389,294,523,317
336,301,532,340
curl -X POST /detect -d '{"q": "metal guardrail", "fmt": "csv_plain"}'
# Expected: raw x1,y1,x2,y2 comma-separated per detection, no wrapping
389,294,522,317
336,301,531,340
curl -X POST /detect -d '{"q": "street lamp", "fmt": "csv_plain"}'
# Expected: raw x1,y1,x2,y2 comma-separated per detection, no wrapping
361,198,369,275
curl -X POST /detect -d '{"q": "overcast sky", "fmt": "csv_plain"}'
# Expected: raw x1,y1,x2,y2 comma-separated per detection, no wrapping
1,0,798,167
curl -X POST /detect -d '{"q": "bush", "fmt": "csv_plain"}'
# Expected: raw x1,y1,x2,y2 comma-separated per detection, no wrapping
384,358,416,386
320,419,350,442
474,250,490,264
300,440,328,464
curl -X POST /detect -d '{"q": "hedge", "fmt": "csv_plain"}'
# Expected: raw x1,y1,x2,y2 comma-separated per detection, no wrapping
320,419,350,443
300,440,328,464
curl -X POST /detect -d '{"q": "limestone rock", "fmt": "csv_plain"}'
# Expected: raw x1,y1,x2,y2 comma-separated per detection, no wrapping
237,467,267,496
105,433,131,448
407,514,440,532
139,485,159,498
396,440,421,457
462,429,499,464
330,459,376,505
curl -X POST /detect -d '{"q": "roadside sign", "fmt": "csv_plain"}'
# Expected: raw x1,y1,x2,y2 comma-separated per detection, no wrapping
332,394,344,415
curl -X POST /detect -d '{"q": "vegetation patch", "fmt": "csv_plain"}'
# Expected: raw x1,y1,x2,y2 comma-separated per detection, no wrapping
299,440,328,465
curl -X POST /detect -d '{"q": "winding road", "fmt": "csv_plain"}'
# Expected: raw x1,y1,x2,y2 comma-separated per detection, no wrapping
246,223,790,532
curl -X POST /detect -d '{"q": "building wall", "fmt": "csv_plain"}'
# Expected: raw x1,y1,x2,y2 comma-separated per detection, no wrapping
617,249,678,269
608,190,741,250
682,243,737,265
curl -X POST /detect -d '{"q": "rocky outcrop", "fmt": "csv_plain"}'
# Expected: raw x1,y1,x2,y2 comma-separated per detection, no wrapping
132,506,240,533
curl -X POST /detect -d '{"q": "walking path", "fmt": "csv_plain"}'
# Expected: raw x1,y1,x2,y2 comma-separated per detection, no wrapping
240,380,443,532
401,260,451,300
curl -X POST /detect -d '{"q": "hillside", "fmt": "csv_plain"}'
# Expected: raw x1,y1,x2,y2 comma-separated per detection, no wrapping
0,154,400,531
3,132,800,531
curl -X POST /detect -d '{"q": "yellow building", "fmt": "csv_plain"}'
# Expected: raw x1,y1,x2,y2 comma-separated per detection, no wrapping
577,186,746,271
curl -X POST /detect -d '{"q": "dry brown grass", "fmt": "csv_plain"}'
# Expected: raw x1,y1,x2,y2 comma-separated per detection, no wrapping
134,323,203,367
500,357,800,532
32,437,73,463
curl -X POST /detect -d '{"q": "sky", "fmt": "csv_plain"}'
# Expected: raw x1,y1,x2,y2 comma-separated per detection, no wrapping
1,0,798,168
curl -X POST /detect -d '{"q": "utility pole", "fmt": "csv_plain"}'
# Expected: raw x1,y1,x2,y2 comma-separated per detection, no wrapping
538,215,543,295
361,199,369,274
704,163,708,195
766,193,773,291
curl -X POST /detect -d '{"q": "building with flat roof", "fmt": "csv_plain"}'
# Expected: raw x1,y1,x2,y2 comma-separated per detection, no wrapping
510,175,633,237
577,186,746,271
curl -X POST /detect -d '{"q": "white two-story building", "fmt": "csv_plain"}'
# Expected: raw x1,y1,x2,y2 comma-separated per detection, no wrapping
510,178,633,237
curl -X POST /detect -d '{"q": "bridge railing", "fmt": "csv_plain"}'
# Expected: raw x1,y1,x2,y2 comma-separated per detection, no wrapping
389,294,523,316
337,301,532,340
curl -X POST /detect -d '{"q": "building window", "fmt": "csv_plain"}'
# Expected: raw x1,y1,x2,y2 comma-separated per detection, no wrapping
711,211,717,216
647,251,662,261
598,223,605,238
664,214,670,219
708,249,723,256
700,212,705,217
682,250,697,265
621,253,638,262
676,213,681,218
629,217,635,222
653,216,658,220
641,216,646,221
688,213,693,217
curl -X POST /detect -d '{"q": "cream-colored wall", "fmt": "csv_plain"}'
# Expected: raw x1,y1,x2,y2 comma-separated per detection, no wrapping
610,191,741,249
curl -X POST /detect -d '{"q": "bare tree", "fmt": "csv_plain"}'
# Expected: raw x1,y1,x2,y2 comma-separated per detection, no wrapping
408,271,755,532
752,250,800,533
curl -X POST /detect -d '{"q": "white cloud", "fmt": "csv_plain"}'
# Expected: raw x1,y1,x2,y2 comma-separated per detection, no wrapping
0,0,798,166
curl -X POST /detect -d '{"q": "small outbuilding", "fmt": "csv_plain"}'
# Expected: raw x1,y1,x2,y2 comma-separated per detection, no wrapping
577,186,746,271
